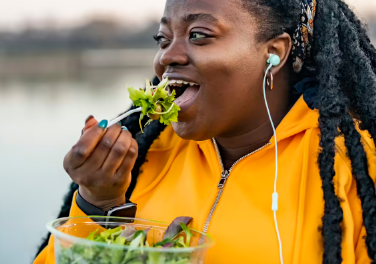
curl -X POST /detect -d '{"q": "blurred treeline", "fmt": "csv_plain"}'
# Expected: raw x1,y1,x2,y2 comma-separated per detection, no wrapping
0,19,160,76
0,16,375,76
1,16,375,55
0,19,159,54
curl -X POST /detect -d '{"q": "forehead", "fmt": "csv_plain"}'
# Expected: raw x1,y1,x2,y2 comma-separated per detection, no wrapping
163,0,250,24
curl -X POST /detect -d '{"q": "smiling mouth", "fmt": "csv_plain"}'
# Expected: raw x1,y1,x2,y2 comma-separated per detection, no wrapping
166,79,200,112
167,79,200,97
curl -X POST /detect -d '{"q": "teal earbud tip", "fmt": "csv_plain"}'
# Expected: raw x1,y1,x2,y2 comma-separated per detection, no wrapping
268,54,281,66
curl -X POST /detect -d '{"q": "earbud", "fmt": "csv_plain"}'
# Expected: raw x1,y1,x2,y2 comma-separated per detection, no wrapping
265,54,280,90
267,54,281,67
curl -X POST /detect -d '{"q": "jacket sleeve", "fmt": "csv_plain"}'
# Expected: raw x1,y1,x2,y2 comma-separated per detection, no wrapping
33,191,87,264
355,131,376,264
334,128,375,264
355,226,372,264
347,130,376,264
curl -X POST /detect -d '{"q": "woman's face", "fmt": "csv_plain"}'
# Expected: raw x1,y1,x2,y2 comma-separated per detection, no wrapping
154,0,271,141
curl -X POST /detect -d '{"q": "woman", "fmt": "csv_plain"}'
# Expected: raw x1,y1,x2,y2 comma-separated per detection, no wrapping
35,0,376,263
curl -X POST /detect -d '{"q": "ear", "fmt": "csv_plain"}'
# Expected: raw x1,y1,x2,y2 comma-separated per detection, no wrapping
264,32,292,75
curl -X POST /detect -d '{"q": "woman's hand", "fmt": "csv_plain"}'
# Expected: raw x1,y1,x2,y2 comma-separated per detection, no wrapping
63,116,138,211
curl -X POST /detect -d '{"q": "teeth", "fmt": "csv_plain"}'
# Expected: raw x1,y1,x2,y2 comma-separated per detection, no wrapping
167,79,199,86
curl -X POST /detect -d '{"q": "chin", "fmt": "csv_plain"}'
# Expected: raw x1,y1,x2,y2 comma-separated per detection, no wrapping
171,121,211,142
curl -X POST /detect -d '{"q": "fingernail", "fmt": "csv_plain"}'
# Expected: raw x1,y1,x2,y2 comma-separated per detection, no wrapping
122,126,128,131
98,120,108,129
85,115,94,124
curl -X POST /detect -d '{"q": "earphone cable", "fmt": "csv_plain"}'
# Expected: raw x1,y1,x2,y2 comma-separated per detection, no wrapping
263,61,284,264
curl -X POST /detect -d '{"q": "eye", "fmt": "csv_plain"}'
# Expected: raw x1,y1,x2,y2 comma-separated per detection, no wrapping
153,35,169,46
190,32,208,40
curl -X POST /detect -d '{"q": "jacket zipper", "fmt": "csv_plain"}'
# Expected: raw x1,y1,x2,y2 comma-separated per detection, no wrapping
202,138,271,233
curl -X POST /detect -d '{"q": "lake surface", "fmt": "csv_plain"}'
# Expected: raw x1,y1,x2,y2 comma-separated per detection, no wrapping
0,66,154,264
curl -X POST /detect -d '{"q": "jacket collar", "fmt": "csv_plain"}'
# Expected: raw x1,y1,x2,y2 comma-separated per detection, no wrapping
270,96,319,145
196,96,319,149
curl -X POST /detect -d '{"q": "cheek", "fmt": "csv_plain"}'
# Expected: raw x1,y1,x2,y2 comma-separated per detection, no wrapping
153,52,164,79
188,43,264,133
196,43,262,105
197,41,260,85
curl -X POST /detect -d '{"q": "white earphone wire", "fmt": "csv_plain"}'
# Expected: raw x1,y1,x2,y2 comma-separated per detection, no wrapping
263,61,284,264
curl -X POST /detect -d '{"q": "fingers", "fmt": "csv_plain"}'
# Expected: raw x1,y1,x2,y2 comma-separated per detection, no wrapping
101,129,133,173
79,124,123,171
115,138,138,181
63,115,137,208
83,116,98,134
64,120,107,170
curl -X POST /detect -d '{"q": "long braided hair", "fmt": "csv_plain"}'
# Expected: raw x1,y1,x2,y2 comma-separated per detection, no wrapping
241,0,376,263
36,0,376,263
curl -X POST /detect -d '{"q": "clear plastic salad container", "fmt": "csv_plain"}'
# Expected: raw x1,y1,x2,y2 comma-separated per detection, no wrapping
46,216,213,264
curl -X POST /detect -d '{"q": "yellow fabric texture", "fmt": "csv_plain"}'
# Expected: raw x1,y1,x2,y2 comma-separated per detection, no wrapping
34,192,87,264
34,97,376,264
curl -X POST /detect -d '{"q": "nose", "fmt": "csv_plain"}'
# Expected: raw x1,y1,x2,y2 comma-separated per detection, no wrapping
159,39,189,67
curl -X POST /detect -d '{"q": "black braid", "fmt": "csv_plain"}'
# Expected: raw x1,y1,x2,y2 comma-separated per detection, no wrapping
336,5,376,147
126,121,166,198
336,0,376,72
242,0,376,263
340,114,376,262
336,11,376,262
314,2,345,262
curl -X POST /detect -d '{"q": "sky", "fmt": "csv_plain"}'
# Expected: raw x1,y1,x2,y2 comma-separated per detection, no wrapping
0,0,375,30
0,0,167,30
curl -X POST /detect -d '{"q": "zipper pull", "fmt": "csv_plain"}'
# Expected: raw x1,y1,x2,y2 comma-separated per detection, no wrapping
217,170,230,189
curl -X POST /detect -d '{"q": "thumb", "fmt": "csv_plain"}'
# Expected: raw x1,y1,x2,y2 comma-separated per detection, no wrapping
82,115,98,134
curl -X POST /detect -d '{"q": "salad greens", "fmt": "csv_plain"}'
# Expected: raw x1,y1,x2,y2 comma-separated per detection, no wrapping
128,78,180,132
163,217,193,241
57,217,195,264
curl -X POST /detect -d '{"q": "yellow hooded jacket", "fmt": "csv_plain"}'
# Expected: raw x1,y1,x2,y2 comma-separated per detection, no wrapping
35,97,376,264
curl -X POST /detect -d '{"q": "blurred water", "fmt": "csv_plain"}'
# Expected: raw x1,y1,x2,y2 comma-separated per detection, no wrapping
0,66,154,264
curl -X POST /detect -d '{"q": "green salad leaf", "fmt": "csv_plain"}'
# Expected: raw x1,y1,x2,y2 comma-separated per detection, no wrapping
127,78,180,132
87,229,99,240
120,226,137,242
180,223,193,248
57,217,195,264
163,217,193,240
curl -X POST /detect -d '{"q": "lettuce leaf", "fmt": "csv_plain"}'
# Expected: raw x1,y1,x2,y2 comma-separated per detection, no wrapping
180,223,193,247
59,217,194,264
163,216,193,240
127,78,180,131
120,226,137,242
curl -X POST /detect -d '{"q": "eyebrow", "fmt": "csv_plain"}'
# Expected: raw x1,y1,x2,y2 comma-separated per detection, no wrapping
160,13,219,25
